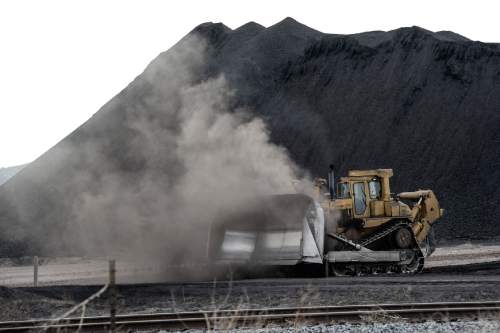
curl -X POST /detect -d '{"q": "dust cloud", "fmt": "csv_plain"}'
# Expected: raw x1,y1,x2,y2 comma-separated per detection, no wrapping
63,34,312,271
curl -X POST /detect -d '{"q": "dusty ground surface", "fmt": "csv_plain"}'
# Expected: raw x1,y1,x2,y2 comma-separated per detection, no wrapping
2,240,500,287
427,240,500,267
0,241,499,322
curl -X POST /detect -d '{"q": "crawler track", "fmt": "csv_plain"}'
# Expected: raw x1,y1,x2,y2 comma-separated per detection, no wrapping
2,300,500,332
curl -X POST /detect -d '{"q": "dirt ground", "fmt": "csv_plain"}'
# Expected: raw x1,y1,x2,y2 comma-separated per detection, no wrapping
2,240,500,287
1,241,500,321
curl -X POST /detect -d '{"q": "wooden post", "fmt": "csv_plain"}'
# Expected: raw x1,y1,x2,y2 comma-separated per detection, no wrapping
324,255,329,278
33,256,39,287
109,260,116,333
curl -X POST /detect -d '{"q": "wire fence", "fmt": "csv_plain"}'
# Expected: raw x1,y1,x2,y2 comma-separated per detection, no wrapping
41,283,109,332
24,259,118,333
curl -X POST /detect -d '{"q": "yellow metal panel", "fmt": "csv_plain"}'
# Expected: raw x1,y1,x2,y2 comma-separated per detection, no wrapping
384,201,393,216
364,217,391,228
391,203,400,217
348,169,393,178
370,200,385,217
333,198,352,210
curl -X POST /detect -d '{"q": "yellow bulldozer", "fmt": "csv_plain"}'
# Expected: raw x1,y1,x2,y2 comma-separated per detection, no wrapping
209,167,443,276
318,167,443,275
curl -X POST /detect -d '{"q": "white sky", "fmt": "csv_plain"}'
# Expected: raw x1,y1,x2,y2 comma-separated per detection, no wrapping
0,0,498,167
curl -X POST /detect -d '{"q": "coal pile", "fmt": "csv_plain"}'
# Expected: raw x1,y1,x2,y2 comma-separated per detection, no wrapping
198,18,500,240
1,18,499,256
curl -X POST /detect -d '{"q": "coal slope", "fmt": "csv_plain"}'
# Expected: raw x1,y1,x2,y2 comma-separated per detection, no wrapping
1,18,500,256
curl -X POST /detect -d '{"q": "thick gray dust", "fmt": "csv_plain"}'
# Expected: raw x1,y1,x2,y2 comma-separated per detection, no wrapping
57,35,311,272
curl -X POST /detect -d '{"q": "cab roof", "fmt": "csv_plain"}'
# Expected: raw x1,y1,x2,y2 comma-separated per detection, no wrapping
347,169,393,178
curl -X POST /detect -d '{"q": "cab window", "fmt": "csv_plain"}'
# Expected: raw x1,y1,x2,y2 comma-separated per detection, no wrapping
338,183,350,199
353,182,367,215
369,178,381,199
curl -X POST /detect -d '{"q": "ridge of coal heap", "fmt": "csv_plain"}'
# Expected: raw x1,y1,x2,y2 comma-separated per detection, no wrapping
1,18,500,256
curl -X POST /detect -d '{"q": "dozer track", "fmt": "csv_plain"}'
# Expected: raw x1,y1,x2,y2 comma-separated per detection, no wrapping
328,220,425,276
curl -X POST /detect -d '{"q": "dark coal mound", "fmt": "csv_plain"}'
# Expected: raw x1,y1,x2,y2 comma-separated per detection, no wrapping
1,18,500,256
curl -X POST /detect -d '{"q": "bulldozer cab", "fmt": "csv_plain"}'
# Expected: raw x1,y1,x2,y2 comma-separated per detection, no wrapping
334,169,394,219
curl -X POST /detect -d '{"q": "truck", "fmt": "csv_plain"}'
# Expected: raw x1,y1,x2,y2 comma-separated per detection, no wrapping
209,167,443,276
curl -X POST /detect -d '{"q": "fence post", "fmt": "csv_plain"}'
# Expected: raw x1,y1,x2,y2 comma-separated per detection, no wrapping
109,259,116,333
33,256,39,287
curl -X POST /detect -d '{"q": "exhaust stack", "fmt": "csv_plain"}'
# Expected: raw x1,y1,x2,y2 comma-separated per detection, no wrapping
328,164,335,199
